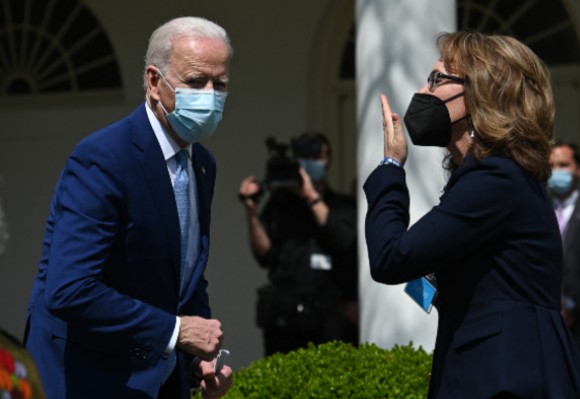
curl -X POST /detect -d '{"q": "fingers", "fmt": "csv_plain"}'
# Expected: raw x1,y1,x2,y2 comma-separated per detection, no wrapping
297,168,316,198
380,94,408,165
381,95,395,157
381,94,394,138
239,175,258,194
200,365,233,399
177,316,224,360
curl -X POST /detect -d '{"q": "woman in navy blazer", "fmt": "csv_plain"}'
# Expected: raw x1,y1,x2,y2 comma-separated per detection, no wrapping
364,31,580,398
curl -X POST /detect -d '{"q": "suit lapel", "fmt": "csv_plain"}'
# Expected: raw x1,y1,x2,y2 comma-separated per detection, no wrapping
130,104,181,281
191,144,211,236
564,196,580,249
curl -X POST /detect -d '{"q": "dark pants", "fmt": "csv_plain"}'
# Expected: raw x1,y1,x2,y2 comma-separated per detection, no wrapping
262,304,358,356
157,367,181,399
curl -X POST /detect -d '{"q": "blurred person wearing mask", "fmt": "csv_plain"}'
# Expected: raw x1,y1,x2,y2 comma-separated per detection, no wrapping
549,141,580,347
25,17,233,399
239,131,358,356
364,31,580,398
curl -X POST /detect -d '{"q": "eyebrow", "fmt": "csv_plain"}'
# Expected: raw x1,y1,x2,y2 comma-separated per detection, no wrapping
183,74,229,83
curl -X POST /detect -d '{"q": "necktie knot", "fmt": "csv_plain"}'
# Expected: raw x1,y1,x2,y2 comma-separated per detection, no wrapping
176,149,189,169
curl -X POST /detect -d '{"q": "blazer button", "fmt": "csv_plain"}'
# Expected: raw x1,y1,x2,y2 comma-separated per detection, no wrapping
142,353,149,360
162,352,169,360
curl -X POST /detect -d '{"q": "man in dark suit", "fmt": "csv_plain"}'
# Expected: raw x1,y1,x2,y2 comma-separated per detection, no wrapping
550,141,580,348
24,17,233,399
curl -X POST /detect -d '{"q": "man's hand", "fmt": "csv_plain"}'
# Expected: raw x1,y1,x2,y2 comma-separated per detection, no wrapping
297,168,319,202
177,316,223,360
193,359,233,399
239,176,262,209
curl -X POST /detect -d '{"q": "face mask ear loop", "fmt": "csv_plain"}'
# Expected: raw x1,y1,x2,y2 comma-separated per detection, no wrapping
152,67,175,117
156,68,176,93
443,92,465,104
445,92,472,134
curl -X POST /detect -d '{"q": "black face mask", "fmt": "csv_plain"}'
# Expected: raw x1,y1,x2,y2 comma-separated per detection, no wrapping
403,92,466,147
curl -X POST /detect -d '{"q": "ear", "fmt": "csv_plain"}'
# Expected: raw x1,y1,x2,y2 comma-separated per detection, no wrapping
146,66,161,101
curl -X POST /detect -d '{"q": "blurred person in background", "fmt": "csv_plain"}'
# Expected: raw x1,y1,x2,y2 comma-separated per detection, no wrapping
239,131,358,356
548,140,580,348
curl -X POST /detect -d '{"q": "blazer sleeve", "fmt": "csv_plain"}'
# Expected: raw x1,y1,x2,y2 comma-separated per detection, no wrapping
364,162,513,285
43,136,175,365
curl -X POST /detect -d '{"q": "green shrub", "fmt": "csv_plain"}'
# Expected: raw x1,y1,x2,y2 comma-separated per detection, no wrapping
194,341,432,398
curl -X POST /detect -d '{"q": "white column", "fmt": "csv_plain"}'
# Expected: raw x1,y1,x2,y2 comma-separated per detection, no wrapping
356,0,455,351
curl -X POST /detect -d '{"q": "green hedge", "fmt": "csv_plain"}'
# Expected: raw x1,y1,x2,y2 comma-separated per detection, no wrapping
195,341,432,398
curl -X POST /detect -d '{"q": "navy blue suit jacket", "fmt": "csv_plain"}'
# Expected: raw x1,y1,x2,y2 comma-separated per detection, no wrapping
562,194,580,345
25,104,216,399
364,156,580,398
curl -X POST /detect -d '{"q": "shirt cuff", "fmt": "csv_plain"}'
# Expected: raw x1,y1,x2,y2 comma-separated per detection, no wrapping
165,316,180,355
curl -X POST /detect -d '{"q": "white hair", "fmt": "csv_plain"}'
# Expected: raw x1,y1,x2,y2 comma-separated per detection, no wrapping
142,16,232,90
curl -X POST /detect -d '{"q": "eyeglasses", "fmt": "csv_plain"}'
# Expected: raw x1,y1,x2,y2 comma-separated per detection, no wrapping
427,70,465,90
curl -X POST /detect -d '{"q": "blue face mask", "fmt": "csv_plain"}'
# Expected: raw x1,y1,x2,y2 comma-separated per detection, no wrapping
158,72,227,143
548,169,574,195
299,159,327,182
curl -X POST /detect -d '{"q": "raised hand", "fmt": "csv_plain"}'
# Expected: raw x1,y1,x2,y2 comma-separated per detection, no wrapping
380,94,407,166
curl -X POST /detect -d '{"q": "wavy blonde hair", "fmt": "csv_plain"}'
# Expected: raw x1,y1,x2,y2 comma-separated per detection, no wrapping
438,31,554,182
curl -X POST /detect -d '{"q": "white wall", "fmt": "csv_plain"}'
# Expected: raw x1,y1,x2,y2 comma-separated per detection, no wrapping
356,0,455,352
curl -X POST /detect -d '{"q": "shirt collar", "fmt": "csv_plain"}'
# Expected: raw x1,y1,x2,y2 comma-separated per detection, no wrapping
553,189,579,209
145,103,191,161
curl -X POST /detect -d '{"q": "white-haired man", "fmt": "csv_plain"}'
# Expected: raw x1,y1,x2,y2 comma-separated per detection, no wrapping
25,17,233,399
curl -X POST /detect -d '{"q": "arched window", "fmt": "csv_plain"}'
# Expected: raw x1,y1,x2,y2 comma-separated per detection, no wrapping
457,0,580,65
339,24,355,80
0,0,122,97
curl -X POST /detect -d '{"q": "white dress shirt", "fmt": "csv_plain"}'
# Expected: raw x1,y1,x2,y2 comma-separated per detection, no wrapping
145,104,201,355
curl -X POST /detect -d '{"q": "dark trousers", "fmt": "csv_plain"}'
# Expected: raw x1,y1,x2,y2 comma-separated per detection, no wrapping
157,367,181,399
262,304,358,356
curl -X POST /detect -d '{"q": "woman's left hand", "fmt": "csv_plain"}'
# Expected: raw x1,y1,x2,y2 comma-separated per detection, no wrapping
381,94,407,166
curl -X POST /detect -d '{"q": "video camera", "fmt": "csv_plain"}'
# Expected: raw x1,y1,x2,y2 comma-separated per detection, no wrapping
262,135,324,191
